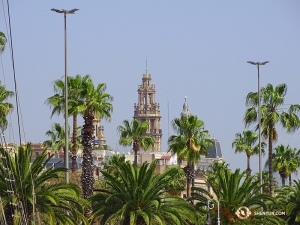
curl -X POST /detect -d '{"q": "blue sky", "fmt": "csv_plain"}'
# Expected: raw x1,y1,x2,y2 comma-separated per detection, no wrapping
1,1,300,173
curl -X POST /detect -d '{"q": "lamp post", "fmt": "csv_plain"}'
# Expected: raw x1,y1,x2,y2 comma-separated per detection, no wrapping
51,8,79,184
247,61,269,194
207,199,220,225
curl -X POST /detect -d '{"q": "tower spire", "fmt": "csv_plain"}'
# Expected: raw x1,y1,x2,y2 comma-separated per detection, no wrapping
146,55,148,75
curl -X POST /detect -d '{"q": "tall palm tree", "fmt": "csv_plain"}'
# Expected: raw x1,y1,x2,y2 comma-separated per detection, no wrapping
271,145,300,186
190,168,284,225
46,75,89,171
77,78,113,200
168,114,212,198
0,144,88,225
0,31,7,53
232,130,265,175
0,81,14,131
244,83,300,196
117,119,155,167
89,160,197,225
276,180,300,224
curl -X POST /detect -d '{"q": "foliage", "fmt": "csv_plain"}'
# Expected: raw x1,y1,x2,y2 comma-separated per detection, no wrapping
190,167,284,224
117,119,155,167
89,160,197,225
0,144,88,225
244,83,300,196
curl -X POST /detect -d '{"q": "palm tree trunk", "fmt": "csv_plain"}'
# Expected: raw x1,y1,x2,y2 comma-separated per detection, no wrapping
279,171,285,186
187,177,191,198
71,113,78,172
289,174,292,186
81,110,95,199
133,139,139,168
134,150,138,168
268,122,274,196
246,154,251,176
184,164,193,198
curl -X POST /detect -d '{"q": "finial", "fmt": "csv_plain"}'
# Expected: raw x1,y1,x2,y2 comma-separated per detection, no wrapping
146,54,148,75
184,95,187,102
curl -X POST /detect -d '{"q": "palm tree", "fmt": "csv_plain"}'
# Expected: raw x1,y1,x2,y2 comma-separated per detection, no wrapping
190,168,284,225
0,81,14,131
89,160,197,225
286,147,300,187
43,122,71,154
46,75,89,171
271,145,300,186
276,180,300,224
77,78,113,200
0,31,7,53
244,83,300,196
232,130,266,175
117,119,155,167
168,114,212,198
0,144,88,225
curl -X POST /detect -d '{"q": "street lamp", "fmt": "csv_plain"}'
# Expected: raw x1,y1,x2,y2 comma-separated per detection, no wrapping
247,61,269,194
207,199,220,225
51,8,79,183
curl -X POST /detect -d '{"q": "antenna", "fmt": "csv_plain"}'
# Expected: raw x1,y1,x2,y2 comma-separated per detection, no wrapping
167,91,169,140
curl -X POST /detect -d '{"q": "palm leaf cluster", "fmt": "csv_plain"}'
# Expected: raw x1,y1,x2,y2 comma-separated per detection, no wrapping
117,119,155,167
0,31,6,53
90,160,196,225
0,144,88,225
271,144,300,186
0,82,13,131
276,180,300,224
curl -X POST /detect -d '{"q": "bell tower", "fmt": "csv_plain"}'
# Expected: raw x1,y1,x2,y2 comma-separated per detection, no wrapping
93,117,107,149
133,64,162,151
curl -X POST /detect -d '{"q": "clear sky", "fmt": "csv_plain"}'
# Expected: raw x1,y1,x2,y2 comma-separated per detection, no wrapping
1,1,300,173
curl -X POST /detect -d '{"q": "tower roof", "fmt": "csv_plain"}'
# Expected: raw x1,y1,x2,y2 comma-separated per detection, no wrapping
181,96,191,117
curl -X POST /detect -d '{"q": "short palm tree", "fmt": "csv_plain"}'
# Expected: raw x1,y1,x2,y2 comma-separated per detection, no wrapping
0,144,88,225
276,180,300,224
168,114,212,198
77,78,113,200
43,123,71,154
0,81,14,131
232,130,265,175
117,119,155,167
89,160,197,225
244,83,300,196
271,145,300,186
190,168,284,225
